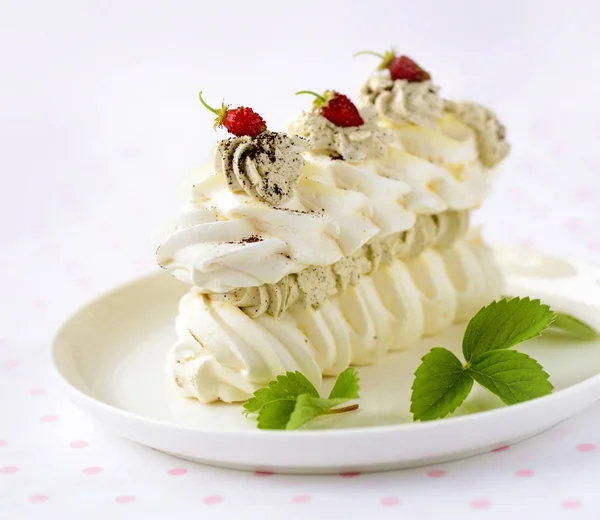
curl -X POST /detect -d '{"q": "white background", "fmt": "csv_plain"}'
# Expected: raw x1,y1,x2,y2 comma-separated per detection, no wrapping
1,0,600,518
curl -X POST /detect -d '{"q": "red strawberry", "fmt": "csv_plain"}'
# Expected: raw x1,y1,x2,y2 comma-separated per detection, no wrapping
388,56,430,82
198,91,267,137
296,90,364,127
354,49,431,82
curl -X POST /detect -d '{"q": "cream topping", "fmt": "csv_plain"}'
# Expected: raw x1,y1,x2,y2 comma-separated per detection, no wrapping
445,101,510,167
210,211,469,318
157,128,491,293
215,131,307,206
359,74,445,128
289,105,394,161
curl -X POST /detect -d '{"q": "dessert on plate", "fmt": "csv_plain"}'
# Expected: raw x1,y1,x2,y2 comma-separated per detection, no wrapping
156,52,509,403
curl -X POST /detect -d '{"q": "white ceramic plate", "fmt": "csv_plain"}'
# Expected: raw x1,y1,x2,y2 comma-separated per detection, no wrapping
52,247,600,474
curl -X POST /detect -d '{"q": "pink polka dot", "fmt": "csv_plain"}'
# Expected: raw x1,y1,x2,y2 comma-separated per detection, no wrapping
203,496,223,506
40,415,59,423
531,119,551,139
108,240,122,252
526,205,547,219
69,440,89,449
134,259,148,271
0,440,7,447
520,157,538,171
291,495,312,504
29,494,49,504
32,300,47,311
470,499,491,510
515,469,535,478
339,471,361,478
576,443,596,452
517,237,534,248
3,359,18,369
574,187,595,204
427,469,447,478
508,186,526,201
0,466,19,474
167,468,188,476
115,495,136,504
83,466,103,475
73,277,90,289
565,218,583,233
491,445,509,452
254,470,273,477
63,260,78,273
561,499,581,510
29,388,46,396
381,497,401,506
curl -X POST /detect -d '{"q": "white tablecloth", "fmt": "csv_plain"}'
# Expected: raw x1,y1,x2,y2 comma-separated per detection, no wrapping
2,1,600,518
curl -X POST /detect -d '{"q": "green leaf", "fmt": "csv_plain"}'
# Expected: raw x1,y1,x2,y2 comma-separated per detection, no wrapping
550,312,599,340
245,369,360,430
242,388,278,415
328,367,360,400
287,395,332,430
243,371,319,415
256,399,297,430
286,367,361,430
410,348,474,421
467,349,553,405
462,297,555,361
287,396,356,430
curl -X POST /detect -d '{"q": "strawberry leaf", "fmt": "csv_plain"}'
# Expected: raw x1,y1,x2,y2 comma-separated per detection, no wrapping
462,297,555,361
467,350,553,405
411,348,473,421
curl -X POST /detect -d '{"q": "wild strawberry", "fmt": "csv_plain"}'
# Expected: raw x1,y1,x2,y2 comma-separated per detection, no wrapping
198,91,267,137
354,49,431,82
296,90,364,127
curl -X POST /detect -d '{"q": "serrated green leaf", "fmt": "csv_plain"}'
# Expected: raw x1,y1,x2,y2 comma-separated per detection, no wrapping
242,371,319,415
550,312,599,340
467,349,553,405
244,369,360,430
256,399,297,430
462,297,555,361
287,395,355,430
287,395,331,430
410,348,474,421
328,367,360,400
242,387,277,415
270,371,320,399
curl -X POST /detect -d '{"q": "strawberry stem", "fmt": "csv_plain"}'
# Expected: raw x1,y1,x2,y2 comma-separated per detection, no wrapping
295,90,326,103
198,91,219,115
353,50,385,59
323,404,359,415
354,49,396,71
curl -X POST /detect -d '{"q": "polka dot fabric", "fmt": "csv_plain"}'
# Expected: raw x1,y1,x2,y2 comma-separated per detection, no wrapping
3,5,600,519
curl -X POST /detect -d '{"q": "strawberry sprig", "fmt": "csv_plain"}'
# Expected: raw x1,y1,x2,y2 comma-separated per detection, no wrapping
198,91,267,137
354,49,431,82
296,90,364,128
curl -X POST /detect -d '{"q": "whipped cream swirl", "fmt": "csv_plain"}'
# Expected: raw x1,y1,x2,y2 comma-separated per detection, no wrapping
360,74,445,128
289,106,393,162
215,131,307,206
445,101,510,167
211,211,469,318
